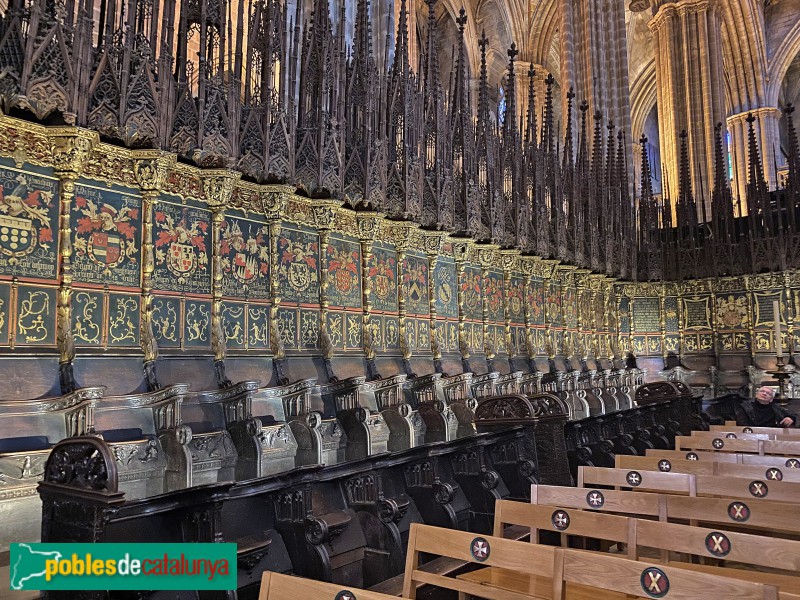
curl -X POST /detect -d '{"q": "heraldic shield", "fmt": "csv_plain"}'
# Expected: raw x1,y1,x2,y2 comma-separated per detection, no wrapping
374,273,389,300
233,252,258,283
288,260,311,292
0,214,36,258
168,241,196,277
88,231,123,267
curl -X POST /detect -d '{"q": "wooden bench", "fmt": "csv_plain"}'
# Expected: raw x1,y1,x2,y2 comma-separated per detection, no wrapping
484,498,798,599
259,571,403,600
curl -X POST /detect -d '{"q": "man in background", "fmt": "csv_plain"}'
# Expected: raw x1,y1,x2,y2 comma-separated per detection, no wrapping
737,386,797,428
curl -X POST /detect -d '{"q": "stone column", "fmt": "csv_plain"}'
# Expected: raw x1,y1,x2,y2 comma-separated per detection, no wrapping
50,129,97,394
648,0,726,218
727,107,782,205
559,0,633,175
132,151,176,391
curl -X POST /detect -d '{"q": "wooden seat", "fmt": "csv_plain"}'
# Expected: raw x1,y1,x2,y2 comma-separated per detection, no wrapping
259,571,404,600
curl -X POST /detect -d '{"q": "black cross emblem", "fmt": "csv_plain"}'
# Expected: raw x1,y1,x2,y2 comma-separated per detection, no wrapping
626,471,642,486
551,509,570,531
727,501,750,522
749,480,768,497
658,459,672,472
786,458,799,469
766,468,783,481
705,531,732,557
335,590,356,600
725,433,737,439
712,438,724,449
586,490,605,509
640,567,670,598
686,452,699,461
743,427,753,433
471,537,490,561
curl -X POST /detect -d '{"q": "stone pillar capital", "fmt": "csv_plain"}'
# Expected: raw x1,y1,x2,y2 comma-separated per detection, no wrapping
649,0,712,32
726,107,782,126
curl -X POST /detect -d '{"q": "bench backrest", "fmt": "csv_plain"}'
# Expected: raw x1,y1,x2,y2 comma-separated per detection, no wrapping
648,448,800,470
578,466,696,495
665,494,800,535
711,425,800,436
694,473,800,502
636,518,800,572
493,499,634,553
688,430,774,441
531,484,663,518
647,448,740,463
402,523,558,599
675,435,762,454
561,545,778,600
617,455,800,483
535,483,800,536
259,572,400,600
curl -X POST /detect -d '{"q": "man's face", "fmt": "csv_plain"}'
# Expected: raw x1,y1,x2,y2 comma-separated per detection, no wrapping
756,387,775,405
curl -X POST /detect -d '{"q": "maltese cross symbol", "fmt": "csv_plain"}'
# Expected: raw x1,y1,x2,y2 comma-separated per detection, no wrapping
471,537,490,561
551,510,570,531
686,452,699,460
335,591,356,600
626,471,642,486
658,460,671,472
712,438,724,449
586,490,605,508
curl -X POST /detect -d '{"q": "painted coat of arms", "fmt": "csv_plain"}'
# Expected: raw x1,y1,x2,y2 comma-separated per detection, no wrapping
507,279,524,321
154,206,209,288
220,218,269,297
716,295,748,329
369,254,396,308
529,282,544,324
485,274,504,320
277,233,318,303
327,243,360,307
0,174,54,265
73,194,139,281
461,269,482,319
403,256,428,315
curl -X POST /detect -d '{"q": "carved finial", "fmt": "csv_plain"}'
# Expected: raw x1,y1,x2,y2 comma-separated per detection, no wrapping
456,7,467,28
